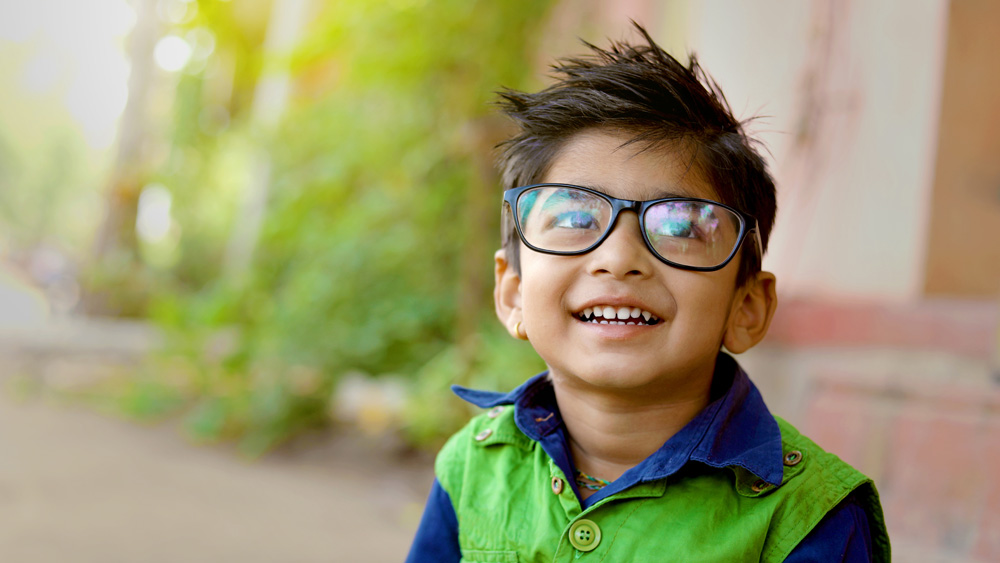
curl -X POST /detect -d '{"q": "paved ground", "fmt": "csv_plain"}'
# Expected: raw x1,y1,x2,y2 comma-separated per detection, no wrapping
0,390,432,562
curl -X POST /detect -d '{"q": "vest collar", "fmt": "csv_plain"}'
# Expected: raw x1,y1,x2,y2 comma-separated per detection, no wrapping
451,353,784,488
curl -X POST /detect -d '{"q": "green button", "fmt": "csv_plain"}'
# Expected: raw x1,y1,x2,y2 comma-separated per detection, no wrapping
568,519,601,552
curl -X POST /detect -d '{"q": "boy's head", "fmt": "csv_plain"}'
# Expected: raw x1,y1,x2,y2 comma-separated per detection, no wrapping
496,25,776,288
491,26,779,393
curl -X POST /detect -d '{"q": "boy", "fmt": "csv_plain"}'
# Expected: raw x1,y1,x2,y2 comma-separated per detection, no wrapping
407,26,889,562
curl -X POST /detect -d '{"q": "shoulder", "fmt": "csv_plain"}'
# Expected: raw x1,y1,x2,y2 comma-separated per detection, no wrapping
771,416,891,562
773,416,878,513
435,405,533,497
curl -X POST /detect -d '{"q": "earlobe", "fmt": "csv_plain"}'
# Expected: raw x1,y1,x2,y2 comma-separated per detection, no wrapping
494,249,528,340
723,271,778,354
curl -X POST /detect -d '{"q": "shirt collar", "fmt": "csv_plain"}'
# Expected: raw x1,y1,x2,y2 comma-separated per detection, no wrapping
451,353,784,487
451,372,546,409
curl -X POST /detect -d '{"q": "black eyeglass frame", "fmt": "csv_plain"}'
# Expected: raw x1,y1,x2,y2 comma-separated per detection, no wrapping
503,183,763,272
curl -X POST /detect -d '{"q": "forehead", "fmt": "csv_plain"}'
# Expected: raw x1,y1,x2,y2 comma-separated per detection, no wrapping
540,129,721,202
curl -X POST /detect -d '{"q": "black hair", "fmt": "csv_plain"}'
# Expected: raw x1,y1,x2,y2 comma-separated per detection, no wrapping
495,24,776,286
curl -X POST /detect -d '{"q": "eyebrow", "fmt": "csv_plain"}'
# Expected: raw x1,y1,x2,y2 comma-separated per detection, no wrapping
579,184,696,201
647,189,693,200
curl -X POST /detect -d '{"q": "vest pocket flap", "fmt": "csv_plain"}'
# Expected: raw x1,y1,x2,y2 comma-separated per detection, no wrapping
461,549,519,562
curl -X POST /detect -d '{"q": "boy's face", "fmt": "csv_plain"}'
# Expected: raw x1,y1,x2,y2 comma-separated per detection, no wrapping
496,128,774,401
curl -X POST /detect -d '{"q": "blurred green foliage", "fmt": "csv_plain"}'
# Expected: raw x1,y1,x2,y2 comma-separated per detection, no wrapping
0,39,103,255
143,0,552,454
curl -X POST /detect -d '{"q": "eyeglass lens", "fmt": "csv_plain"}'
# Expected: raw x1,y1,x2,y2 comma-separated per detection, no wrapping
515,185,743,268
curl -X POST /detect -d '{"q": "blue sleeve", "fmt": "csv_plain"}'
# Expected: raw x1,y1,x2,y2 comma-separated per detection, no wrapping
784,496,873,562
405,479,461,563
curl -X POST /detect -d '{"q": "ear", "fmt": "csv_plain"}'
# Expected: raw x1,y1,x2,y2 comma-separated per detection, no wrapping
494,249,527,340
723,271,778,354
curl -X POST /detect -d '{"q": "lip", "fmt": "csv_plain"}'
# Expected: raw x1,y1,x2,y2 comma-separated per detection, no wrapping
573,315,662,341
570,295,667,340
572,295,663,319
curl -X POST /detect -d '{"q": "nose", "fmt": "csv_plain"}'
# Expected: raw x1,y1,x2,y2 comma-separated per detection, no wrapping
585,211,653,279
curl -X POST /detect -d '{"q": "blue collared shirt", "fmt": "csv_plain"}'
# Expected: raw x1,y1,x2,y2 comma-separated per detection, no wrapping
407,354,872,562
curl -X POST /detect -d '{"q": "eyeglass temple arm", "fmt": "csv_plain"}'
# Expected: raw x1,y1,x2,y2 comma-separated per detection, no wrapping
747,220,764,258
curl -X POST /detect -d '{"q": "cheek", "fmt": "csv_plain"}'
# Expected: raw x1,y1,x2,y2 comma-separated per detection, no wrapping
671,277,738,332
519,276,562,321
673,259,740,313
518,255,574,327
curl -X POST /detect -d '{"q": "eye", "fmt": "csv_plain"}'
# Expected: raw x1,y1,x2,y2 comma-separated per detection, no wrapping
646,202,718,241
659,218,695,238
649,214,700,239
552,210,599,230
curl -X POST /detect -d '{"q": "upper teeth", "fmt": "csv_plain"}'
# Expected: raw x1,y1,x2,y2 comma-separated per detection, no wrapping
580,306,658,324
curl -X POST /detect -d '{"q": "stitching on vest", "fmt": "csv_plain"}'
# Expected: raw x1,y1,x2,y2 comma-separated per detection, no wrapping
765,464,827,560
597,498,651,562
764,450,863,561
766,419,869,560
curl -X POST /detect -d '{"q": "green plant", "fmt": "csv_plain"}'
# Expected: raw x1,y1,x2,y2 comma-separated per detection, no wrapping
144,0,555,454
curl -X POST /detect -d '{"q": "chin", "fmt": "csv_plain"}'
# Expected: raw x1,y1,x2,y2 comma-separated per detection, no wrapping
551,361,661,391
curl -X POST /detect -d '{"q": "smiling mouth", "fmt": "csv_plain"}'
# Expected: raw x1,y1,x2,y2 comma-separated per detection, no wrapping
576,306,661,326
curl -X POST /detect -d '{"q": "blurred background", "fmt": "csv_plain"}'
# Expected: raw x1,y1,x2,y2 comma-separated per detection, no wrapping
0,0,997,561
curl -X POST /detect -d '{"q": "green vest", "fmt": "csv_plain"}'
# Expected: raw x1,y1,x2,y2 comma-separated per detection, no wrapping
436,406,890,562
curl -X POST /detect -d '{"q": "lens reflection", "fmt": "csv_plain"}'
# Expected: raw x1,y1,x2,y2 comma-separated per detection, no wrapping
645,201,739,267
517,186,611,252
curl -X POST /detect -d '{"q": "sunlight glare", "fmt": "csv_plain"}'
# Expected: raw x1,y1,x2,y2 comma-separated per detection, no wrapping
136,184,174,243
154,35,193,72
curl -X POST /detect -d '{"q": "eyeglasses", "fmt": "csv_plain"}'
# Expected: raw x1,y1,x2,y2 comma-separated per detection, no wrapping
503,184,762,272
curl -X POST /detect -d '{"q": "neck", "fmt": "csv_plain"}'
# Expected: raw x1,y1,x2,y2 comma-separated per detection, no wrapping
553,372,713,488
